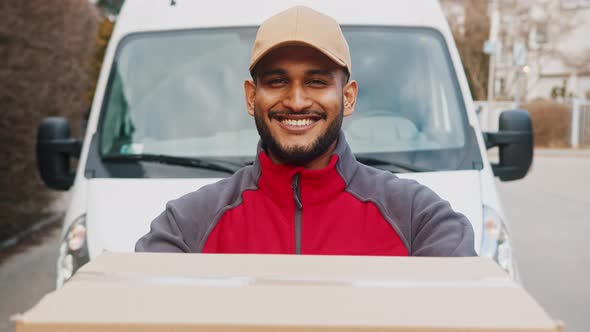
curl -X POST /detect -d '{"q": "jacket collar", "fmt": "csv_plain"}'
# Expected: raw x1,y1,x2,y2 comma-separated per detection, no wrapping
253,131,359,208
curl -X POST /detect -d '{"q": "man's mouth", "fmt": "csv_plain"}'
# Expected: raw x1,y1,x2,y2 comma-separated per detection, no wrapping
271,113,325,129
277,117,322,132
280,117,317,127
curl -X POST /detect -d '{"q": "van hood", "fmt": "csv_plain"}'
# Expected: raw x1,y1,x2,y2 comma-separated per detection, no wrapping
86,171,482,257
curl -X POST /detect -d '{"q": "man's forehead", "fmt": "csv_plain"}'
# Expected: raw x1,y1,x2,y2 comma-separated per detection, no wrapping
257,68,337,79
255,45,343,73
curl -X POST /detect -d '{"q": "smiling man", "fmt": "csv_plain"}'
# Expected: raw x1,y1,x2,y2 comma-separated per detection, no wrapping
246,43,355,170
136,6,476,256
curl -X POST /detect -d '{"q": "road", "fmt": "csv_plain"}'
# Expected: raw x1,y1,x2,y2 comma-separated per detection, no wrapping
1,151,589,332
0,227,59,332
497,151,590,332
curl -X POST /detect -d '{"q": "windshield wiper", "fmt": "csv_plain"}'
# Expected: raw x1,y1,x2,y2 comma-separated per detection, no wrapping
354,156,432,173
241,156,431,173
103,154,242,175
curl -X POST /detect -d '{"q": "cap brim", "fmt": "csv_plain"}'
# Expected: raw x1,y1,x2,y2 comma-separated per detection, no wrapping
249,39,348,74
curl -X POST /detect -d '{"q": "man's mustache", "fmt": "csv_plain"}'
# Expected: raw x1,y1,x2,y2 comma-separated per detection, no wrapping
268,110,327,120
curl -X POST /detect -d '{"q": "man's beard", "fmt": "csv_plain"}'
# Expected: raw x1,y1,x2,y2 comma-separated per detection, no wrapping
254,105,343,167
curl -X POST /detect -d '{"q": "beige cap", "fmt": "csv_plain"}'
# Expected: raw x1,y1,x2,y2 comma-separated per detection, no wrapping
249,6,351,75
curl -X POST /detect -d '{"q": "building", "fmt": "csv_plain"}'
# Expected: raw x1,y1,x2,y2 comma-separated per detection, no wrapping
442,0,590,102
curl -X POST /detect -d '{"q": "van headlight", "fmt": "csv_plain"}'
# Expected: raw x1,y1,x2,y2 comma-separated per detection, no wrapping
480,206,518,279
57,215,89,288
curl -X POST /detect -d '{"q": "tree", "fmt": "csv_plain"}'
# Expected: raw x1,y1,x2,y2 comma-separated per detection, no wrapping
95,0,125,19
442,0,491,100
0,1,99,240
494,0,588,99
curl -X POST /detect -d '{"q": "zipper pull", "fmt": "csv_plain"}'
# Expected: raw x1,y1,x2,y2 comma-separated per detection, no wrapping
291,174,303,209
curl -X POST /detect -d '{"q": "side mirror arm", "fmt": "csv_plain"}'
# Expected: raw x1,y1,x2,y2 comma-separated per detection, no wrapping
483,131,531,150
37,138,82,159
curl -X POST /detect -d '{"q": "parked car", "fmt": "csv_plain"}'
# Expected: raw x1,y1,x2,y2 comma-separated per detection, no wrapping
36,0,533,288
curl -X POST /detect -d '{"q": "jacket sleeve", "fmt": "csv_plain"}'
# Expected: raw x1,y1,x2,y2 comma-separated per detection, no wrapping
134,169,253,253
410,183,477,257
135,204,192,253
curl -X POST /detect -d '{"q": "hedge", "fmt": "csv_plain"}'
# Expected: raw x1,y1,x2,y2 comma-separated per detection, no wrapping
0,1,99,240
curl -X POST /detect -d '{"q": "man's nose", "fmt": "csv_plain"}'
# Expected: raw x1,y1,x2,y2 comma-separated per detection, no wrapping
282,84,313,112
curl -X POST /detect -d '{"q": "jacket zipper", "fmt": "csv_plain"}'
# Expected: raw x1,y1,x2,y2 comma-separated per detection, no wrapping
291,173,303,255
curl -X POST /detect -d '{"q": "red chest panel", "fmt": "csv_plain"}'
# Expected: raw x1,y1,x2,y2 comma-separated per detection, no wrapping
202,190,409,256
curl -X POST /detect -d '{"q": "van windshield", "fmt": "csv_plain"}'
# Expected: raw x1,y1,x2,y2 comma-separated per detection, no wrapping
99,27,480,173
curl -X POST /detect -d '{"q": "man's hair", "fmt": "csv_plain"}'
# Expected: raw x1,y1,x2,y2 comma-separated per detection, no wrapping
250,66,350,85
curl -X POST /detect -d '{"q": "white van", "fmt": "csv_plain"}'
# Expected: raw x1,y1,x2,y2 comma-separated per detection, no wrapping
37,0,533,288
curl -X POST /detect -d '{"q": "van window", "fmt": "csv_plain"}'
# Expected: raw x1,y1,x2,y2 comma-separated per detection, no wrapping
99,27,478,173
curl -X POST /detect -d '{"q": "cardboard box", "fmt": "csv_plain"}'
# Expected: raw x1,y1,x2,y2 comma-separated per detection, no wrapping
14,253,562,332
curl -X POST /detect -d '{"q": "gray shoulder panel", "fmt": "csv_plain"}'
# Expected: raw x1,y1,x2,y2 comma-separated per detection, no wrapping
345,163,476,256
135,164,260,253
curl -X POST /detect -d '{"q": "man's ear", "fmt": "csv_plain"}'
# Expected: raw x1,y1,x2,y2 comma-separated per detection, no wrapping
343,79,358,117
244,79,256,117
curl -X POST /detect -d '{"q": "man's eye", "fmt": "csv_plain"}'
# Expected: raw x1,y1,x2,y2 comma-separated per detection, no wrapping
309,79,327,86
267,78,287,85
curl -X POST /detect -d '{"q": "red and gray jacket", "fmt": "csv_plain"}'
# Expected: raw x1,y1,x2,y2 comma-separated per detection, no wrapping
136,132,476,256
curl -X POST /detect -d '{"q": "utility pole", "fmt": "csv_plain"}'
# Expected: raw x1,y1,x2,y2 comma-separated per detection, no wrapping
485,0,500,130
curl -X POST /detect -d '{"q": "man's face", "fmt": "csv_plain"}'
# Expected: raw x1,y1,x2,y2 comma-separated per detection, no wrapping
245,45,357,166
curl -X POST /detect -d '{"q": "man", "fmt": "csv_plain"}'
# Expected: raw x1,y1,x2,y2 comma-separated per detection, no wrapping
136,6,476,256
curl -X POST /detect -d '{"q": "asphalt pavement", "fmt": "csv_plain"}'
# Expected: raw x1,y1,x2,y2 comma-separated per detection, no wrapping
0,227,59,332
497,151,590,332
0,150,588,332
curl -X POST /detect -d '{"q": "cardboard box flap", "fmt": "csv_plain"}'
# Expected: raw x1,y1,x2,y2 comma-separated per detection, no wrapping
15,253,561,332
74,252,509,282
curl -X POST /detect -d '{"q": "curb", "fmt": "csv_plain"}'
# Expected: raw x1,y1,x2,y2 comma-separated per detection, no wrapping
533,149,590,158
0,212,64,252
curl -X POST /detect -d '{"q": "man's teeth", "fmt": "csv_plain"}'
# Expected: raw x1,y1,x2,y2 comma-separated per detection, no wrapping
282,119,314,127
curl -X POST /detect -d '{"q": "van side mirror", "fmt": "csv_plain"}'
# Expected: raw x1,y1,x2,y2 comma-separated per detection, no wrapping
483,110,534,181
36,117,82,190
